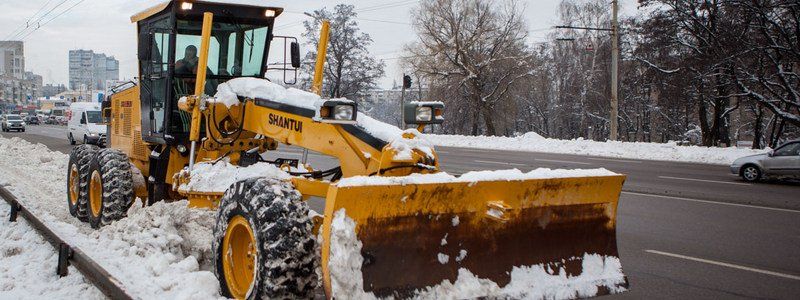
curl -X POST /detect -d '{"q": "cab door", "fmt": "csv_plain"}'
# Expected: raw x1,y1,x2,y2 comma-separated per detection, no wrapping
138,16,173,144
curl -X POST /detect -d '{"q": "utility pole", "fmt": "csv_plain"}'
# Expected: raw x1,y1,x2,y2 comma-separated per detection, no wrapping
610,0,619,141
554,0,621,141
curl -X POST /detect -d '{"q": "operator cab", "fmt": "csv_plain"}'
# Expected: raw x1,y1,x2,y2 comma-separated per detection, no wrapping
132,0,295,144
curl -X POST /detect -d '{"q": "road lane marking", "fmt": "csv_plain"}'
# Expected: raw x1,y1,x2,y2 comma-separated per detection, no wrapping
645,250,800,281
622,191,800,213
586,157,642,163
473,160,527,167
461,148,494,152
658,176,751,186
534,158,592,165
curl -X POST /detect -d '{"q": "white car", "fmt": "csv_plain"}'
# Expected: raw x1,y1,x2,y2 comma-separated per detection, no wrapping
67,103,106,146
730,140,800,182
1,114,26,132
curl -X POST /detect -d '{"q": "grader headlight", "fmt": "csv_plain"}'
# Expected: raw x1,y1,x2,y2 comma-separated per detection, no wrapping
319,100,357,124
404,101,445,125
334,105,354,120
415,106,432,122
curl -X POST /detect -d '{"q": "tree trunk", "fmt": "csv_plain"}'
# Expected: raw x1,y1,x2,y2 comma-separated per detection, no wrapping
752,104,763,149
698,86,713,146
482,104,496,136
470,107,480,136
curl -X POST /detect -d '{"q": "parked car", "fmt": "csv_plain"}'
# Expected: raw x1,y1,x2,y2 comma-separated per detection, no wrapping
25,115,40,125
730,140,800,182
67,102,106,146
1,114,26,132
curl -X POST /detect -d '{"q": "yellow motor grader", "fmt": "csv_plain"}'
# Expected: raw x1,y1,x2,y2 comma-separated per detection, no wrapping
65,1,628,299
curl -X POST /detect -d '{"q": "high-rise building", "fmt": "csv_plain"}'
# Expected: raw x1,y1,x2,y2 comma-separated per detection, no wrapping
0,41,24,79
41,83,67,98
68,49,119,90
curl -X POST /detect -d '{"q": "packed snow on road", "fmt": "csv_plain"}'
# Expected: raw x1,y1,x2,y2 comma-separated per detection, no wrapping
427,132,767,165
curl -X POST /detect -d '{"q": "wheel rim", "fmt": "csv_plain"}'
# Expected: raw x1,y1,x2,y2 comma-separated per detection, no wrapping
69,165,79,205
89,170,103,217
222,215,258,299
744,167,757,180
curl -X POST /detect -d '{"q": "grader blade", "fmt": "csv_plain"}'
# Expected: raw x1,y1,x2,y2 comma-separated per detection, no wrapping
320,174,628,299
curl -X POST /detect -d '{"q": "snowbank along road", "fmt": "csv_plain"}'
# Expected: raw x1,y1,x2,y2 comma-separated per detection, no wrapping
1,127,799,299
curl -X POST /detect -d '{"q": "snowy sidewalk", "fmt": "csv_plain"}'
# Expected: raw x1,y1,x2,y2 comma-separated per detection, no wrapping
425,132,767,165
0,137,223,299
0,200,104,299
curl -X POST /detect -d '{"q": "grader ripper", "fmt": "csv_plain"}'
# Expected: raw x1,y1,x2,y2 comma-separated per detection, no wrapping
64,1,628,299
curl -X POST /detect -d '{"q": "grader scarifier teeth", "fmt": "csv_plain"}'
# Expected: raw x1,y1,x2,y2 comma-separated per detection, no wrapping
320,175,628,298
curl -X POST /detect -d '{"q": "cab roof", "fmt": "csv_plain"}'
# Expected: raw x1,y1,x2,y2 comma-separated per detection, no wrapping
130,0,284,23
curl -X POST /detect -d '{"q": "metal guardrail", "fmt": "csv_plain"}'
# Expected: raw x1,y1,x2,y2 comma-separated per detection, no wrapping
0,185,135,300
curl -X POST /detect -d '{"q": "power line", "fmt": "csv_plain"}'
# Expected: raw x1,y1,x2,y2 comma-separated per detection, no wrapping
18,0,87,40
1,0,55,43
276,0,419,31
1,0,71,45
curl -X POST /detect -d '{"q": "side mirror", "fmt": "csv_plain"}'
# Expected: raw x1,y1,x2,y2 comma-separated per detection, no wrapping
404,101,445,125
768,150,774,157
80,117,86,125
290,42,301,69
138,32,152,61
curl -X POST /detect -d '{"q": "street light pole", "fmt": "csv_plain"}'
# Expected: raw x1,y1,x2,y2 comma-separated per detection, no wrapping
610,0,620,141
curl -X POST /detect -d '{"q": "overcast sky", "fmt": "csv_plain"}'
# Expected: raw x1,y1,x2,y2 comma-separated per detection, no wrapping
0,0,638,88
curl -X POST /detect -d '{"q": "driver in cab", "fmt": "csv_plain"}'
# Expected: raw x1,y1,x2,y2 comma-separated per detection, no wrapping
175,45,199,74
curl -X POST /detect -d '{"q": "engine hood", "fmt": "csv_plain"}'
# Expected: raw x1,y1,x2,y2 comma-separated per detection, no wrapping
87,123,106,134
732,153,767,165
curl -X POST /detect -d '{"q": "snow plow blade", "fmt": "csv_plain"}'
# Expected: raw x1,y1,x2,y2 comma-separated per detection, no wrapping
320,174,628,299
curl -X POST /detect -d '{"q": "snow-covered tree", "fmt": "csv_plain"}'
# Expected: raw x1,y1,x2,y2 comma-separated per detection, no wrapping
301,4,385,100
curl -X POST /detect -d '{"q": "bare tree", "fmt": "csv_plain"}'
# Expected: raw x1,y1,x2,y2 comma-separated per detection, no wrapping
404,0,532,136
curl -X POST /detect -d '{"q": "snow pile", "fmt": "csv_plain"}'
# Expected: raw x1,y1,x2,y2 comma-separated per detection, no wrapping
414,254,626,299
337,168,618,187
426,132,767,165
327,209,378,300
327,208,626,300
0,137,224,299
212,77,325,109
178,160,290,193
0,201,104,299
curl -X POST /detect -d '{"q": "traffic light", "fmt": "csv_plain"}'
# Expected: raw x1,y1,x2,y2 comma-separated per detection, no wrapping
403,75,412,89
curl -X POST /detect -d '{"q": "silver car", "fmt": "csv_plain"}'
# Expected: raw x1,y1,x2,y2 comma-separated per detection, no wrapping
730,140,800,182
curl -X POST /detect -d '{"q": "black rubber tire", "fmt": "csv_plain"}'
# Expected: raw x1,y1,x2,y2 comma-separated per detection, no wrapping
86,148,135,229
740,164,762,182
69,133,76,145
83,135,89,145
67,144,99,221
213,177,319,299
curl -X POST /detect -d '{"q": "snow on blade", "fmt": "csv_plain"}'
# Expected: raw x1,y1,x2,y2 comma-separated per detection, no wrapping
336,168,618,187
426,132,767,165
328,209,378,300
414,253,626,299
178,160,290,193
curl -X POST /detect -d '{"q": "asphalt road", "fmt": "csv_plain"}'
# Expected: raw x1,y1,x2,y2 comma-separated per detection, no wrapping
2,125,799,299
